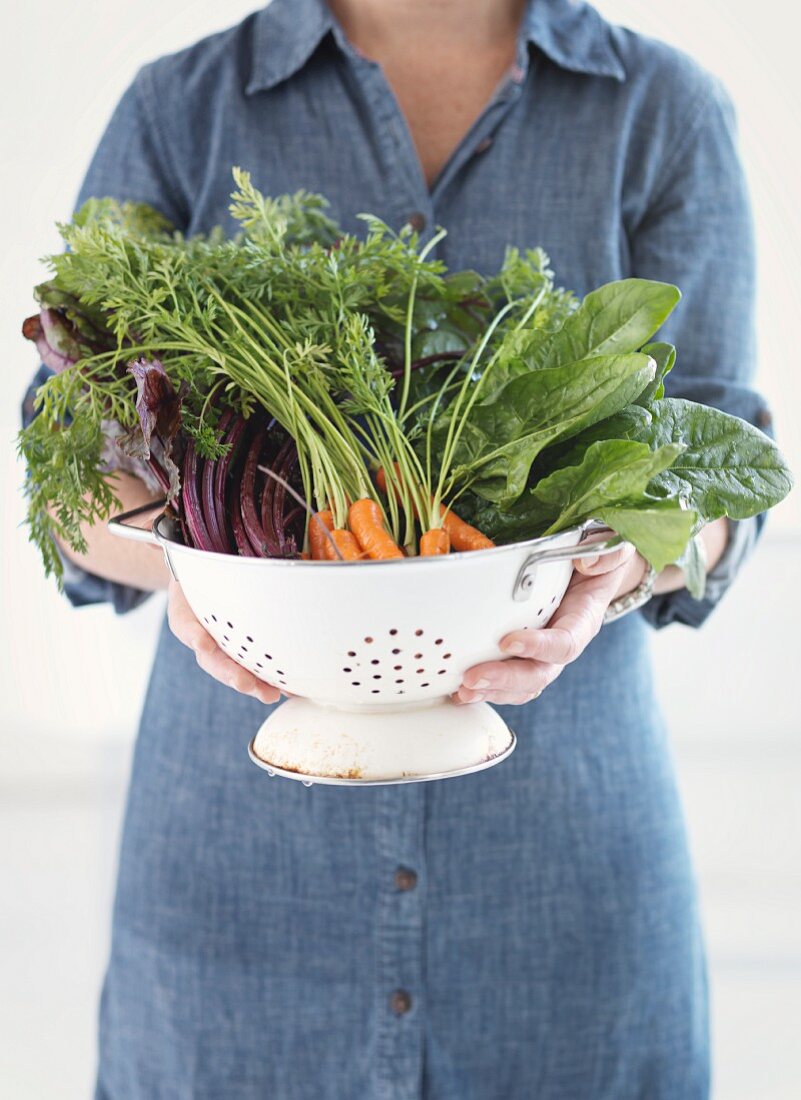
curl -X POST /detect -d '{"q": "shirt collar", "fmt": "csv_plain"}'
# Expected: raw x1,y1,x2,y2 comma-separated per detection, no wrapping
245,0,335,95
524,0,625,81
245,0,625,96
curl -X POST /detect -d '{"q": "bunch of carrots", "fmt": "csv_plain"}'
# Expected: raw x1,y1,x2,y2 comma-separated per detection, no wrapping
307,466,494,562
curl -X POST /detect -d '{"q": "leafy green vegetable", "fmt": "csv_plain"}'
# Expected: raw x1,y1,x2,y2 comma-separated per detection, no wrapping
18,170,792,593
627,398,794,521
592,501,698,573
535,440,685,532
523,279,680,369
439,352,657,504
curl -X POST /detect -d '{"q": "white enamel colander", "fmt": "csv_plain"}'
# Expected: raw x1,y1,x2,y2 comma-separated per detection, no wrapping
110,504,621,786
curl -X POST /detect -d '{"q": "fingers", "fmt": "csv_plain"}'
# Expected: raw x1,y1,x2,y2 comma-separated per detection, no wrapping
453,658,564,706
573,540,635,577
500,567,623,666
167,580,280,704
455,560,631,705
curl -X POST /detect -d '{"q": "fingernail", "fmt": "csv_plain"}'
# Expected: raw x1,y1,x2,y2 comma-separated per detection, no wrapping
469,678,490,690
468,692,485,703
503,641,525,655
583,554,599,567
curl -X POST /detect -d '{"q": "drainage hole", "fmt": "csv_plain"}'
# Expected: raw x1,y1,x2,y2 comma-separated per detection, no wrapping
227,621,233,629
343,667,352,673
414,652,423,659
211,614,217,622
352,681,361,686
415,628,424,636
389,628,398,636
435,638,443,645
364,636,374,644
371,689,380,694
421,682,430,688
347,650,356,657
373,674,382,680
393,665,402,671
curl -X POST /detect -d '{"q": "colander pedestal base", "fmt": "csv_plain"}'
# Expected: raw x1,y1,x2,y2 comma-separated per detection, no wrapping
248,697,516,786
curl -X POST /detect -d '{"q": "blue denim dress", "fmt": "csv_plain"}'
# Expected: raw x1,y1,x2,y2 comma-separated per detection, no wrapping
24,2,773,1096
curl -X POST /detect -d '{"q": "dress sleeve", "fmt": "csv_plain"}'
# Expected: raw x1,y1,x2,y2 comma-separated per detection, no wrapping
627,77,772,629
21,70,189,613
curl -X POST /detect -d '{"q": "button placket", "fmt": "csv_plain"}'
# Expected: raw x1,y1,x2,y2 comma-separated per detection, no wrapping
374,783,426,1099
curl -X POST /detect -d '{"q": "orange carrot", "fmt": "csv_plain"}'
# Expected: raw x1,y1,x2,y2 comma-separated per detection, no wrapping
375,466,390,494
348,499,404,560
309,509,334,560
324,529,364,561
440,506,495,551
377,464,495,552
420,528,450,556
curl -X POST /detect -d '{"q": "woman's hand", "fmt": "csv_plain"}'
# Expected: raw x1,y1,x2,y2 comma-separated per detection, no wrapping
167,579,281,705
454,542,644,706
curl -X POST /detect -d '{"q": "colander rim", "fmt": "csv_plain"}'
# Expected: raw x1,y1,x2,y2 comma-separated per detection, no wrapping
152,512,596,570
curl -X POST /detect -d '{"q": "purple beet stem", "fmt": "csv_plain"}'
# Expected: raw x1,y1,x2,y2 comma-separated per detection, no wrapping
214,413,248,554
271,440,300,555
240,426,280,556
201,409,232,553
182,441,216,552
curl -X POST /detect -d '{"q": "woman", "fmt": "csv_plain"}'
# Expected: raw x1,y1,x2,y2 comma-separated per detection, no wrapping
24,1,771,1096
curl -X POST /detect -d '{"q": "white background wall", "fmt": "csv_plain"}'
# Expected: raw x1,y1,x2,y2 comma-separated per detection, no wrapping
1,2,799,1098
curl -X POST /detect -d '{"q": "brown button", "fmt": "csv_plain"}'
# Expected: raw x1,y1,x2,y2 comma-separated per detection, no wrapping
394,867,418,892
756,408,773,429
390,989,413,1015
406,211,426,232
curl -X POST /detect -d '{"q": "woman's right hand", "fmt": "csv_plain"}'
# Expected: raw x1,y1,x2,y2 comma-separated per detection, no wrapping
167,578,281,704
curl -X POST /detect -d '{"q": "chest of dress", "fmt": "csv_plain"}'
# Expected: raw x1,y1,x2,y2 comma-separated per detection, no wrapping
181,59,631,292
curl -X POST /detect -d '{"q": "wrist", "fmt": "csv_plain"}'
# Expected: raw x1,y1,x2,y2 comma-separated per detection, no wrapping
616,551,649,599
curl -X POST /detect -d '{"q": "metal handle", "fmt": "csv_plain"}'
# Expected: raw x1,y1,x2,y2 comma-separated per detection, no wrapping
512,527,625,602
107,498,167,546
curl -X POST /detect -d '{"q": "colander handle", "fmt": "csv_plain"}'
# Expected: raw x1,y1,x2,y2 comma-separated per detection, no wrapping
107,499,167,545
512,527,625,602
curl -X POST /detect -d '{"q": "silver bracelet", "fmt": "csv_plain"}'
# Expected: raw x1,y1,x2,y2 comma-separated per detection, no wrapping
603,563,657,624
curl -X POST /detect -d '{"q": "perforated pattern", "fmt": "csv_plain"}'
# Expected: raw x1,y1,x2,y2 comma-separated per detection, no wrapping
202,613,288,688
342,628,453,697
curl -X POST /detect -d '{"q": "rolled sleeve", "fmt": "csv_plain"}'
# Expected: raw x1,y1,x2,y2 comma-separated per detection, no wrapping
21,71,187,613
629,76,771,629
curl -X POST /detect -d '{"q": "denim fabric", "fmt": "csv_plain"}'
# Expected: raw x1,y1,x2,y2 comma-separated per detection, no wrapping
22,0,775,1094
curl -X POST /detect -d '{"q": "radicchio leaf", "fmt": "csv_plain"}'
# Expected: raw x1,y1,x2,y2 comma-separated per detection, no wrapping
119,358,185,502
21,309,83,373
33,282,113,349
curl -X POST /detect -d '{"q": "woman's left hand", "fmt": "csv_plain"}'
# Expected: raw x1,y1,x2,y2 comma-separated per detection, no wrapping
454,542,644,706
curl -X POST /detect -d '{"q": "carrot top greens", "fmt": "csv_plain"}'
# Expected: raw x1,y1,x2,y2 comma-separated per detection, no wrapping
20,169,792,588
